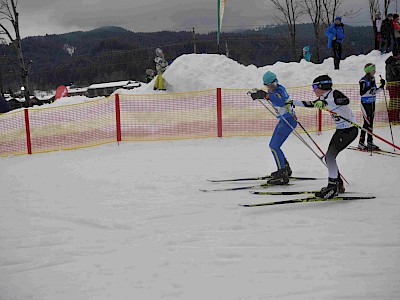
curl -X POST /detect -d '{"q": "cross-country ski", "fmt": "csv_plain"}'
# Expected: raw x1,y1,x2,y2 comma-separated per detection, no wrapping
239,196,376,207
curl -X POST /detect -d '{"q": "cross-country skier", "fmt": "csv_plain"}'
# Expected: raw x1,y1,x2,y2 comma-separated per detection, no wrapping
290,75,358,198
358,63,386,150
250,71,297,185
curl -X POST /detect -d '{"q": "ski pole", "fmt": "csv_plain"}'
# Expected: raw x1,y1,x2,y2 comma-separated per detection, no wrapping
323,107,400,151
283,106,326,157
255,98,326,164
380,75,396,151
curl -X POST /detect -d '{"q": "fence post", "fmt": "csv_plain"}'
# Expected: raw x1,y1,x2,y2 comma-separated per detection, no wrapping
217,88,222,138
24,109,32,154
318,109,322,135
115,94,122,143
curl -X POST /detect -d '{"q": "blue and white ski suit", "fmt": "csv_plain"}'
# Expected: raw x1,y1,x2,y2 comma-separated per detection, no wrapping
267,84,297,170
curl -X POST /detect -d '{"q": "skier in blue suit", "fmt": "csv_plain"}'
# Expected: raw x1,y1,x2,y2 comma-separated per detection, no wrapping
250,71,297,185
325,16,345,70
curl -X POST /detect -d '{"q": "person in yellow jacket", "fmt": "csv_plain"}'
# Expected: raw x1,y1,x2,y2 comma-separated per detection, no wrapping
154,48,168,90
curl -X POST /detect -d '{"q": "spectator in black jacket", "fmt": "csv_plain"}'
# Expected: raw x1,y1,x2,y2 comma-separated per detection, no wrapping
385,49,400,123
0,94,11,113
381,14,394,54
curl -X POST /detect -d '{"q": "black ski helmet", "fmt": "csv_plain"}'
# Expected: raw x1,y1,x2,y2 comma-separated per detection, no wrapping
312,75,333,90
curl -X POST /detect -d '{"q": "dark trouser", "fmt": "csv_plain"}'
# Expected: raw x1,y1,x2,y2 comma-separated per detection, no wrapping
359,102,375,144
381,34,392,52
332,40,342,70
325,126,358,179
395,37,400,51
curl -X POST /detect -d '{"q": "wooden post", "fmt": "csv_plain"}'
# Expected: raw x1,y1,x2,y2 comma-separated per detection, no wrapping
115,94,122,143
217,88,222,138
24,108,32,154
318,109,322,135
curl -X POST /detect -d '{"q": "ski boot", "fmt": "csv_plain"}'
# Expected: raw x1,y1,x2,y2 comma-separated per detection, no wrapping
267,169,289,185
284,159,292,176
315,178,339,198
270,159,292,178
358,141,367,150
367,142,380,151
337,175,345,194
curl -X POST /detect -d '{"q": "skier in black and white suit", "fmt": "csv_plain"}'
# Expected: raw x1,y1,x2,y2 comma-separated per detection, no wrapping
289,75,358,198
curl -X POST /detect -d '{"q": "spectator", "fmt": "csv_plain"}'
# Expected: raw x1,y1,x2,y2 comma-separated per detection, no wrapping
325,16,345,70
381,14,394,54
302,45,312,62
385,49,400,124
358,63,385,150
373,13,383,50
0,94,11,113
392,14,400,51
153,48,168,91
145,69,155,83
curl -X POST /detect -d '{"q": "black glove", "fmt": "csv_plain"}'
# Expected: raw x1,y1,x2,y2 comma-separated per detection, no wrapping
250,90,268,100
285,100,293,106
380,78,386,88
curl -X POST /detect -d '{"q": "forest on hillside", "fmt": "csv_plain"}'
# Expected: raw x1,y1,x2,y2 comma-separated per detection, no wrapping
0,24,374,92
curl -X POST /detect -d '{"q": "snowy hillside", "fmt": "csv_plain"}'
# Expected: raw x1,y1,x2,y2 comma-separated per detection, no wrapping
118,50,390,94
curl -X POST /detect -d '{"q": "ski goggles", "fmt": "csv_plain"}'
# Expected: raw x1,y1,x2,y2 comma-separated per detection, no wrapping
264,79,277,86
312,83,320,90
312,80,332,90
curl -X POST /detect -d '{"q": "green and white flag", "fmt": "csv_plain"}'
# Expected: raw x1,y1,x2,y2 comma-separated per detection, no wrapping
217,0,226,46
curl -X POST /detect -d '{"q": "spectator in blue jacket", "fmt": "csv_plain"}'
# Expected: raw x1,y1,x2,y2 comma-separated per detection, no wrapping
302,45,312,62
0,94,11,113
325,16,345,70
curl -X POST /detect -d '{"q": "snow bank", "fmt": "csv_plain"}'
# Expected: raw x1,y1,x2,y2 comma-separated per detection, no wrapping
27,50,392,107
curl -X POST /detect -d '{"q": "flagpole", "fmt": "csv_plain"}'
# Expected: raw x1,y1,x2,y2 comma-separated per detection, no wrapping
217,0,220,53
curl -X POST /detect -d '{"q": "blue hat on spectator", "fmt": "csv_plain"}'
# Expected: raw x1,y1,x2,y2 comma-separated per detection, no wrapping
335,16,342,21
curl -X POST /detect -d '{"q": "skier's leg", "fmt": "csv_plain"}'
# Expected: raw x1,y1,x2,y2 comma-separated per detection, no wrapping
269,117,297,171
316,127,358,198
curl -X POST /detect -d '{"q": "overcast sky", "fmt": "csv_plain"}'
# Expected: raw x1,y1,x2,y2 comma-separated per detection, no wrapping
11,0,392,38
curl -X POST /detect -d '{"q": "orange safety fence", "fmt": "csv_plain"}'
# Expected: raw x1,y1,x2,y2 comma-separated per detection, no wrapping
0,84,399,157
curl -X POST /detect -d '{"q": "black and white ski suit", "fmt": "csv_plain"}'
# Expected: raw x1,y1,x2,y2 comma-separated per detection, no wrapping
293,90,358,179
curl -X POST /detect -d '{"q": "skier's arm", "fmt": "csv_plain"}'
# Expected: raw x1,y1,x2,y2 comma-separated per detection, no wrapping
291,99,314,108
331,90,350,105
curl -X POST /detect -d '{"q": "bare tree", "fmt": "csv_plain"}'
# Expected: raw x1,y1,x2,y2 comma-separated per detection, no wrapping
320,0,360,27
369,0,381,24
383,0,393,17
0,0,30,105
269,0,304,60
303,0,323,62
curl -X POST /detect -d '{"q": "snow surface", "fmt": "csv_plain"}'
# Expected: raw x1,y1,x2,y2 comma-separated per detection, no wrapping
1,127,400,299
1,51,400,299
